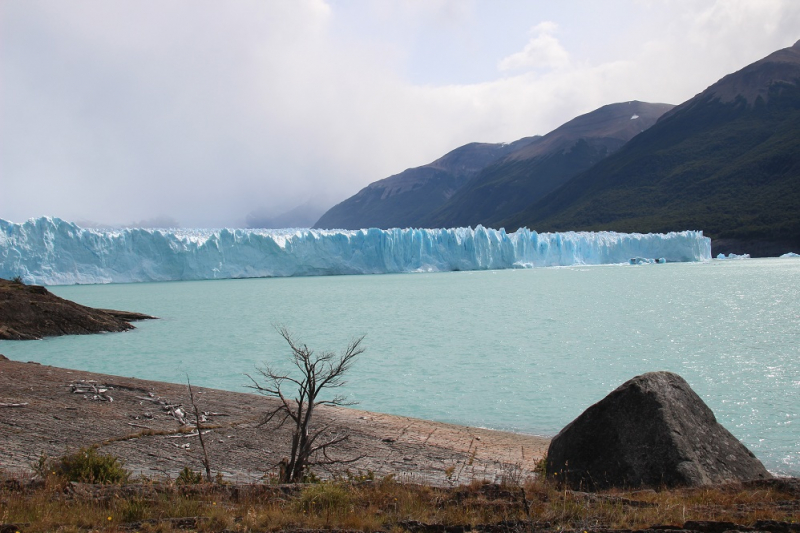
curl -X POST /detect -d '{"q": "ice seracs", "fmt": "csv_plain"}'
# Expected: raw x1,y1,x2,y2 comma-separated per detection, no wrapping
0,217,712,285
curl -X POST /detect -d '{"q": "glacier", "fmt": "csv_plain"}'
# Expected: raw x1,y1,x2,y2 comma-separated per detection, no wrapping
0,217,712,286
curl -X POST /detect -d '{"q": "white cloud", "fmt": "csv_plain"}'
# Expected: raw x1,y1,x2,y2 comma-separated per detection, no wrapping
368,0,475,24
497,21,570,72
1,0,799,228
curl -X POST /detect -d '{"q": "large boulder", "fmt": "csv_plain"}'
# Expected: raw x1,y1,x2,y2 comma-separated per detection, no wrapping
546,371,772,489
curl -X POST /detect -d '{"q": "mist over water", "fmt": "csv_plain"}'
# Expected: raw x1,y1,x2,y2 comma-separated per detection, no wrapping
2,258,798,476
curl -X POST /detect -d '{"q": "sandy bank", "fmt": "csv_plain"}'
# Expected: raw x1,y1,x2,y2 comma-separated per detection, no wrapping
0,358,548,486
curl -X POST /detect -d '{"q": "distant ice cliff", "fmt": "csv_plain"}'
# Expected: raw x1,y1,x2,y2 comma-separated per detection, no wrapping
0,217,712,285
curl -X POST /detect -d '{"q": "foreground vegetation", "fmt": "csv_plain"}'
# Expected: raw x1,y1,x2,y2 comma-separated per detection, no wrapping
1,451,798,533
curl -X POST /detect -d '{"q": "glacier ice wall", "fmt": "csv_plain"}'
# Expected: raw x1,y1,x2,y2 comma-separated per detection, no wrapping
1,217,711,285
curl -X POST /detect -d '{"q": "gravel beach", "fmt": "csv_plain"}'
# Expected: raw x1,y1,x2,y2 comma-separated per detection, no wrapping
0,358,548,486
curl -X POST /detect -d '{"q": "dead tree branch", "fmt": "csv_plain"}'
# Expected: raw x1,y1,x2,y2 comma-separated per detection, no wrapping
187,377,212,482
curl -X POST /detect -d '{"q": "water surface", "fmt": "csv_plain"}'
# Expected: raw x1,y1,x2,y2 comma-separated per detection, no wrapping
2,258,798,476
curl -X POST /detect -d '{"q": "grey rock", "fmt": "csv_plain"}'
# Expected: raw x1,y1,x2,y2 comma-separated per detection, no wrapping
547,371,772,489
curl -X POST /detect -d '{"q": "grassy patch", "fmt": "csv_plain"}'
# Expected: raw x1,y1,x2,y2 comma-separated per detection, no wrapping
1,468,797,532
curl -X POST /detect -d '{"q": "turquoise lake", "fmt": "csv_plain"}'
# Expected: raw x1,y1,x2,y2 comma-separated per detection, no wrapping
2,257,798,476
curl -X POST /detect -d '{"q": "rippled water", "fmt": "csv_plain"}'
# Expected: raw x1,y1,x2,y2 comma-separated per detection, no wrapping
2,258,798,476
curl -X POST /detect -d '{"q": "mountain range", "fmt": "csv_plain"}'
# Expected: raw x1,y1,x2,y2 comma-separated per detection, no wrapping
420,101,674,229
505,40,800,256
314,40,800,256
246,200,329,230
315,101,672,231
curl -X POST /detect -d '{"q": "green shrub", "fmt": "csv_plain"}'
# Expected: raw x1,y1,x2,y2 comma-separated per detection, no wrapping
54,447,130,484
296,482,353,515
176,466,203,485
302,470,321,484
342,469,375,482
32,453,50,479
117,497,147,522
533,454,548,478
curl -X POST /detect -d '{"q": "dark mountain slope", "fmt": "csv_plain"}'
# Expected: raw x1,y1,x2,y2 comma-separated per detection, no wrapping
502,40,800,255
420,101,673,229
314,137,538,230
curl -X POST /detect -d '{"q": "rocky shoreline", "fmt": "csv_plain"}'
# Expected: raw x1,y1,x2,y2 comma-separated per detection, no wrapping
0,358,549,485
0,278,156,340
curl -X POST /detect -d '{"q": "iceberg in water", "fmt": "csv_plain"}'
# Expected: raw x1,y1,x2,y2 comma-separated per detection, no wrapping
717,253,750,260
780,252,799,258
0,217,712,286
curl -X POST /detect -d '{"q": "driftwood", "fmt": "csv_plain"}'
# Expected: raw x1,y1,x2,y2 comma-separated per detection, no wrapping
71,382,215,431
164,430,212,439
70,380,113,402
170,407,188,425
136,392,192,425
136,395,160,402
0,402,28,408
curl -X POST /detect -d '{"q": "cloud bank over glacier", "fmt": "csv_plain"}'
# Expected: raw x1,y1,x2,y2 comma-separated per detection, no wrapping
2,1,799,227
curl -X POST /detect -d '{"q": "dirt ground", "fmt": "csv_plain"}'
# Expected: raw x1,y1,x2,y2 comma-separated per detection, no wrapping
0,358,549,486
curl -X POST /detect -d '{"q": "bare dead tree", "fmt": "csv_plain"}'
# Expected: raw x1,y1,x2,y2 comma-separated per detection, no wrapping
186,377,212,482
246,326,366,483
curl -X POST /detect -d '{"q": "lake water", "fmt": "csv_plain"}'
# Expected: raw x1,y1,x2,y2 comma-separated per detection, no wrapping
2,258,798,476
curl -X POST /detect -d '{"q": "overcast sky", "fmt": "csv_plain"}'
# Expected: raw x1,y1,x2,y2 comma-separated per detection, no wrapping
1,0,798,228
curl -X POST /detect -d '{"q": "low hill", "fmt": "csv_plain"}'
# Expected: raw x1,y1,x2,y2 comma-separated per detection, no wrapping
503,40,800,256
421,101,673,229
246,200,329,229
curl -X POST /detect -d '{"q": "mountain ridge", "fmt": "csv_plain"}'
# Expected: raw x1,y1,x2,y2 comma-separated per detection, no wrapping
501,39,800,256
313,137,538,230
419,101,673,229
315,101,673,230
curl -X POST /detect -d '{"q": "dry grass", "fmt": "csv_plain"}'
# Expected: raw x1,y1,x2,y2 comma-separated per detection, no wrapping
1,469,798,532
